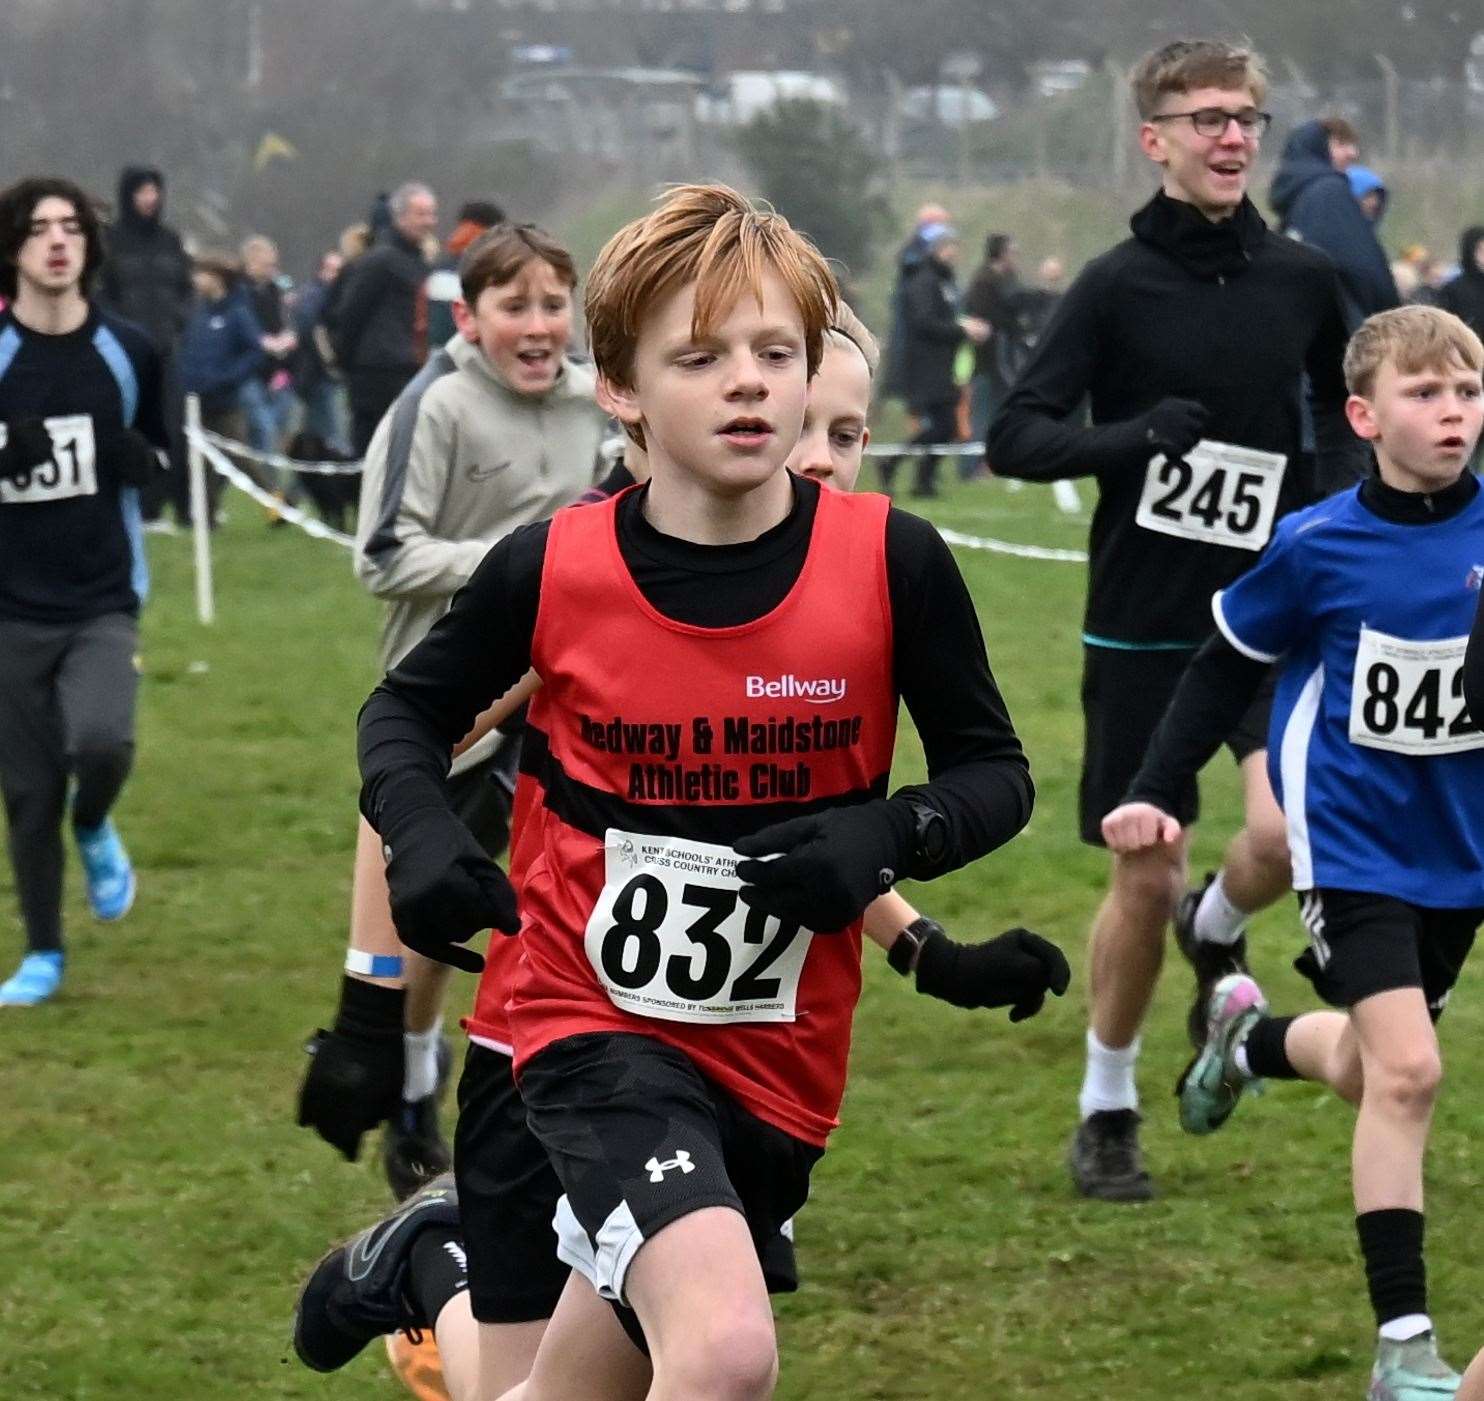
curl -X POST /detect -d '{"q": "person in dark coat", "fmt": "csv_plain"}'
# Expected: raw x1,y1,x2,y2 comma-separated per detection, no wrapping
98,166,194,525
1440,227,1484,340
880,202,949,403
329,182,438,454
1269,119,1398,323
963,233,1023,477
877,223,968,499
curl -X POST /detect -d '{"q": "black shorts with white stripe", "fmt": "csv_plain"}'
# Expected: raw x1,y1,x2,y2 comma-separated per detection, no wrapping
1293,888,1482,1019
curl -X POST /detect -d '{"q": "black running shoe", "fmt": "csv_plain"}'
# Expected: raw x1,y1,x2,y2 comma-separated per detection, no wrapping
293,1173,460,1372
1067,1109,1154,1202
1172,872,1251,1051
383,1095,453,1202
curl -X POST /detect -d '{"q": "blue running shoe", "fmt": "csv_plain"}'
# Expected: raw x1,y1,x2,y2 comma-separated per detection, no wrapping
74,819,136,921
0,951,64,1006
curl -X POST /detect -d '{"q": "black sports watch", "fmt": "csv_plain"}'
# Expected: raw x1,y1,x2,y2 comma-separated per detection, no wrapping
887,916,941,977
905,798,949,875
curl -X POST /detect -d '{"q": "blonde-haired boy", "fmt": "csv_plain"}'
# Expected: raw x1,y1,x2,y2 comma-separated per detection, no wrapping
1104,305,1484,1397
351,184,1045,1399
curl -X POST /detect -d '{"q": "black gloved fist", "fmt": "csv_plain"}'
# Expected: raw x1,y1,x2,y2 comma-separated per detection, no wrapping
297,976,406,1160
382,803,520,972
1141,396,1209,461
0,418,56,483
100,426,162,487
734,799,913,933
913,920,1071,1020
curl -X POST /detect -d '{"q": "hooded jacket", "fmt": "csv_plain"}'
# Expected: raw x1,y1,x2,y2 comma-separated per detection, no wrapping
1269,121,1397,323
881,229,936,399
1440,226,1484,336
98,167,193,352
354,333,611,676
896,251,965,408
989,190,1357,646
177,287,266,410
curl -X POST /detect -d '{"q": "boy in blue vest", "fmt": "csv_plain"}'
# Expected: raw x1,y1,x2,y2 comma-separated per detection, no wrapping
1103,304,1484,1399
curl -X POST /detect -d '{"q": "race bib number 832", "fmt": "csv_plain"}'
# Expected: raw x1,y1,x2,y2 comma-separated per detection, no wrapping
1135,439,1286,552
1349,627,1483,756
583,830,813,1024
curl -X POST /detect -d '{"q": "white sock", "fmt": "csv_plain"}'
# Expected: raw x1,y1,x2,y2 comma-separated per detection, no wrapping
1379,1314,1432,1343
1193,872,1249,946
1079,1030,1140,1119
1233,1042,1253,1078
403,1024,442,1102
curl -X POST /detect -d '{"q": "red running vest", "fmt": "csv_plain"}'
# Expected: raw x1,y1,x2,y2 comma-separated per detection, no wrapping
465,483,898,1145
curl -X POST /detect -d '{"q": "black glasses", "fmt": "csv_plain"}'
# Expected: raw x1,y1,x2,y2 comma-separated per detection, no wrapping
1149,107,1272,138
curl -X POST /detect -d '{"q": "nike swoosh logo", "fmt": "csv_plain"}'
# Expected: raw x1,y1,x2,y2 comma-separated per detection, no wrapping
345,1190,451,1282
467,462,510,481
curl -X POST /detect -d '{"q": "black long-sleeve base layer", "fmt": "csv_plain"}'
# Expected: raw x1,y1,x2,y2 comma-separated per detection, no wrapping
360,474,1033,878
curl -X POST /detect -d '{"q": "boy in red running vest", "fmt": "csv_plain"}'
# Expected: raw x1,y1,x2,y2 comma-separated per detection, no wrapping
356,185,1048,1400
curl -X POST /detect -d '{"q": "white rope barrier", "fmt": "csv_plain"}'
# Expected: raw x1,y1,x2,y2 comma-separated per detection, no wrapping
936,525,1088,564
196,432,356,549
199,429,363,476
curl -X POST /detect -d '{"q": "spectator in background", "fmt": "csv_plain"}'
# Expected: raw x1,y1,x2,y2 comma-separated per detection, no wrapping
238,236,298,482
1346,165,1387,225
176,254,266,525
293,249,349,456
426,200,506,347
1440,227,1484,340
877,222,971,499
1269,116,1398,323
331,182,438,454
881,202,950,404
963,233,1022,478
98,165,193,528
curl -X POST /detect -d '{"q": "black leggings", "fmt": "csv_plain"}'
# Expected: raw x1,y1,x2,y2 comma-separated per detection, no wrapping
878,400,958,496
0,613,138,952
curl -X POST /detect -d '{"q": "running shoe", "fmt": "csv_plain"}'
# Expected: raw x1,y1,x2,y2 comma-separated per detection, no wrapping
384,1096,453,1202
385,1330,453,1401
1067,1109,1153,1202
1177,973,1267,1136
1172,872,1251,1050
74,819,136,921
293,1172,460,1373
0,951,64,1006
1369,1331,1461,1399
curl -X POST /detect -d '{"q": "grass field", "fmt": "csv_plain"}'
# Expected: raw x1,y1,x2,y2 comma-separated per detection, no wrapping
3,472,1482,1400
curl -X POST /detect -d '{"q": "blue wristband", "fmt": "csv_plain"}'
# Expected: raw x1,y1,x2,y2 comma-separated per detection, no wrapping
344,950,404,979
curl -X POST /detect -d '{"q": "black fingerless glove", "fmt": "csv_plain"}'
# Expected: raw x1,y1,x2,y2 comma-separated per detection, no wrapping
734,798,916,933
297,975,406,1160
0,418,55,483
381,798,520,972
898,918,1071,1020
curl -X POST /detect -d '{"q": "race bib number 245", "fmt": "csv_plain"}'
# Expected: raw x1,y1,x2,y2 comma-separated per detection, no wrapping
1135,438,1286,552
583,829,813,1025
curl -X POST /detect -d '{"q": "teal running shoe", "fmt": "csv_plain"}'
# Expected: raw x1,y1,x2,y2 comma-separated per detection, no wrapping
0,951,64,1006
1177,972,1266,1135
74,818,136,921
1369,1331,1461,1399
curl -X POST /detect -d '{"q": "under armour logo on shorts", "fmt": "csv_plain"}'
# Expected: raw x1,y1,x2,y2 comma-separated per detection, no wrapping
645,1150,696,1183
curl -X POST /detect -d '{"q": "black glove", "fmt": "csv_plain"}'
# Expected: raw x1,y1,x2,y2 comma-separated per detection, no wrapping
297,976,406,1160
734,799,914,933
381,802,520,971
0,418,55,483
1140,397,1209,461
100,426,162,487
911,920,1071,1019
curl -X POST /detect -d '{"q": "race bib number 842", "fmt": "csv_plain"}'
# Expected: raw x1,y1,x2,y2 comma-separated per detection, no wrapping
0,415,97,506
1349,628,1483,756
1135,439,1286,552
583,829,813,1024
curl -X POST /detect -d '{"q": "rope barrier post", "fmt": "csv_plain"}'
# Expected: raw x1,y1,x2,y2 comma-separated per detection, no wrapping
185,394,215,625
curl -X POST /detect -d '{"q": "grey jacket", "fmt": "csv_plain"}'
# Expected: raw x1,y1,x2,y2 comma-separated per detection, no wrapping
354,334,609,685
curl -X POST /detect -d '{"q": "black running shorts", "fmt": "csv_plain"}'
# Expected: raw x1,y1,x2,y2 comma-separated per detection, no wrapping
517,1032,818,1312
1078,643,1275,845
453,1042,570,1323
444,728,521,860
1294,889,1481,1019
